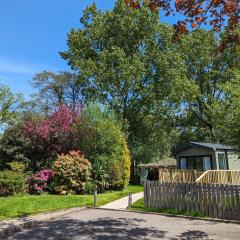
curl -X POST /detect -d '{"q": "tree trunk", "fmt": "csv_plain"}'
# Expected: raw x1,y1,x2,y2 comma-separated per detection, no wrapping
209,125,217,143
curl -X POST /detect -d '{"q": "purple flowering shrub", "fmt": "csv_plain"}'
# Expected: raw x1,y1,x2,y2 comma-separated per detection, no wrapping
27,169,52,194
23,104,81,171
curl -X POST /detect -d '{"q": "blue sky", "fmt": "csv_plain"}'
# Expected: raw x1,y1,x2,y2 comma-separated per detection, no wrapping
0,0,176,99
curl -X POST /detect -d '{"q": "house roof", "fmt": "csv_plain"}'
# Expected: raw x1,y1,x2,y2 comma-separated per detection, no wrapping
175,142,238,154
137,158,177,169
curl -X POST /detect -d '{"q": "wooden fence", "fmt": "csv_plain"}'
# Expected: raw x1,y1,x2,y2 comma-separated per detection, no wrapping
159,169,204,183
144,181,240,221
196,170,240,185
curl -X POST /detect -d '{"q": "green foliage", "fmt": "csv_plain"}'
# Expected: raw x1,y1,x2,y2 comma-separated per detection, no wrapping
31,71,85,114
51,151,91,194
75,103,131,189
1,1,239,188
61,0,240,162
7,161,26,173
0,171,25,197
0,82,25,130
61,1,181,164
0,125,31,170
175,29,240,144
0,105,78,172
89,157,110,193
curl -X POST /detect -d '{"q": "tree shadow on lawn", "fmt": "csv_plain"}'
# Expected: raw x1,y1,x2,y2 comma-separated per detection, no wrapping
7,216,167,240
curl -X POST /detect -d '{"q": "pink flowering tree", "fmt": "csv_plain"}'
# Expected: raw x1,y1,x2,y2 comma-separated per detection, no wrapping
24,105,80,171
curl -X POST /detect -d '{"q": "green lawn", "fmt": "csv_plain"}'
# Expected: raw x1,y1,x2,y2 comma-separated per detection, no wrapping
0,185,143,221
129,198,205,218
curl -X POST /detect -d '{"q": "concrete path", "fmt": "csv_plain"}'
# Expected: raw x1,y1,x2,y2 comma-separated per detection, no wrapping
100,192,143,210
6,208,240,240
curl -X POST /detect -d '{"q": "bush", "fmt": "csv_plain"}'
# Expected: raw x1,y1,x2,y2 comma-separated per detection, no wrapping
0,125,31,171
74,103,131,190
109,137,131,189
52,151,91,194
0,171,25,196
23,105,78,171
90,156,110,192
8,161,26,173
0,105,81,172
26,169,52,194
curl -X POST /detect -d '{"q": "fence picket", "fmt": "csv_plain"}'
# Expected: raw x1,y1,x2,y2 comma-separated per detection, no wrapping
216,184,222,219
199,183,203,214
145,181,240,221
190,183,194,212
220,184,226,220
152,181,156,208
195,183,199,212
235,186,240,220
144,181,147,208
212,184,218,218
225,185,231,220
147,181,150,208
230,185,236,220
159,182,163,209
161,182,165,209
166,183,171,209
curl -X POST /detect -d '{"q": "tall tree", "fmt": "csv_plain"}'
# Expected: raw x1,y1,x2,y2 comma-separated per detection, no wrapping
176,29,240,143
125,0,240,46
61,0,183,164
31,71,86,114
0,82,24,129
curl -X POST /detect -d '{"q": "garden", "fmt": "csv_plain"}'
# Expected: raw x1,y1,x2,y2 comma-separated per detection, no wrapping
0,103,139,220
1,0,240,222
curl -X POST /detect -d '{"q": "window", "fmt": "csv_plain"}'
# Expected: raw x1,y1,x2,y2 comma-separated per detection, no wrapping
180,157,187,169
187,157,195,169
179,155,212,170
195,156,203,169
218,153,227,170
203,156,211,170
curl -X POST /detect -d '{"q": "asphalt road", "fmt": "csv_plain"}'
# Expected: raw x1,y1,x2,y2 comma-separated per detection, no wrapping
6,209,240,240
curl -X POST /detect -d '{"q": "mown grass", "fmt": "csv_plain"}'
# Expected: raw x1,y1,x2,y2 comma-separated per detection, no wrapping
0,185,143,221
129,198,205,218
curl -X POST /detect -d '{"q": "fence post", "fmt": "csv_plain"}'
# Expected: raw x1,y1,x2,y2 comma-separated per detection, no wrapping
128,192,132,207
94,190,97,207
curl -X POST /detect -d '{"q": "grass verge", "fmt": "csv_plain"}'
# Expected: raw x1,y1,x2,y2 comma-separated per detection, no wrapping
129,198,205,218
0,185,143,221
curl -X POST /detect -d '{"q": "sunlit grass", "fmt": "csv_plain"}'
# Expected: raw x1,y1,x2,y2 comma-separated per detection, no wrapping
129,198,205,218
0,185,143,221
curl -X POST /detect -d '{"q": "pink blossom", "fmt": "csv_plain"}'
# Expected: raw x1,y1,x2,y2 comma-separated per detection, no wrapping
28,169,52,194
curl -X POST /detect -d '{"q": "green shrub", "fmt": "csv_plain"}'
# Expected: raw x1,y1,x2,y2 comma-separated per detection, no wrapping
75,103,131,190
52,151,91,194
0,125,31,171
90,156,110,192
7,161,26,173
0,171,25,196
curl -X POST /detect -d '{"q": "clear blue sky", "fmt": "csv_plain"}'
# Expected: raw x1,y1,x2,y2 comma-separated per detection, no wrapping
0,0,176,99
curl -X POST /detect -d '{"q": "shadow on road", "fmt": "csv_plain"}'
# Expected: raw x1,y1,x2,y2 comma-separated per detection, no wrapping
7,217,167,240
171,230,212,240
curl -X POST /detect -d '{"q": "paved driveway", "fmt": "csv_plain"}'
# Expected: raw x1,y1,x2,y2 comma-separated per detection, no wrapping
6,209,240,240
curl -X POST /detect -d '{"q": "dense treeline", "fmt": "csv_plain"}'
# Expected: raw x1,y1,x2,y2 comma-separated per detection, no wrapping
0,0,239,187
